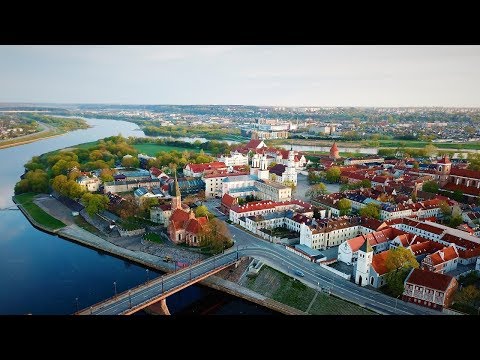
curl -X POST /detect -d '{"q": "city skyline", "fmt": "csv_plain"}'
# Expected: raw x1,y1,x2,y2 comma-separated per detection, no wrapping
1,45,480,107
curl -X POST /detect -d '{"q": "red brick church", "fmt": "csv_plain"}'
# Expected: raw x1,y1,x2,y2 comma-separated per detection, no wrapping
168,174,208,247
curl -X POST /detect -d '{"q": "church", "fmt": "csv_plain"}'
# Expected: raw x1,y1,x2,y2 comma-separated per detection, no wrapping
167,174,209,247
250,146,298,186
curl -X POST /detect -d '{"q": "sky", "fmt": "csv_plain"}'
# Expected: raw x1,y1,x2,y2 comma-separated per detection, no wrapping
0,45,479,107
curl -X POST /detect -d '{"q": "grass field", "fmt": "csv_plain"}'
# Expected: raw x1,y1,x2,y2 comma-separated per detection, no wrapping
243,265,374,315
132,143,201,156
74,140,99,149
144,232,163,243
14,193,66,231
377,139,480,150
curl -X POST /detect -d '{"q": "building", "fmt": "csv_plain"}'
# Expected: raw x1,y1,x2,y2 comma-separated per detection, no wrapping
203,172,249,198
254,180,292,202
344,156,385,166
354,239,374,287
183,162,227,178
402,268,458,310
265,148,298,186
300,217,378,250
330,142,340,160
420,244,459,274
218,151,249,167
222,174,258,198
103,179,161,194
167,174,208,247
76,175,101,192
169,177,205,196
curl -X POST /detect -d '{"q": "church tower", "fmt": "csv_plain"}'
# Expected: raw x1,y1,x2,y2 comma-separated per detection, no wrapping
282,146,298,186
355,239,373,287
436,154,451,186
257,154,270,180
330,142,340,160
171,172,182,211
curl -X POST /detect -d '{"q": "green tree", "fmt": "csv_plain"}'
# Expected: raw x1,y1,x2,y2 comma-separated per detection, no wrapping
449,214,463,227
64,180,84,200
337,198,352,216
99,168,115,182
305,183,328,199
25,169,49,193
454,285,480,306
121,155,139,168
384,268,411,298
359,203,381,219
51,175,69,195
439,201,452,218
424,144,437,158
307,171,322,184
467,153,480,171
452,189,464,202
325,166,341,183
385,246,419,272
81,193,109,217
195,205,211,218
199,218,232,254
384,247,420,298
422,180,439,194
283,180,296,194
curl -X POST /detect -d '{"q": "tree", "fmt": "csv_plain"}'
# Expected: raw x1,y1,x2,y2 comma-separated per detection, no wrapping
81,193,109,217
21,169,49,193
116,195,140,219
467,153,480,171
422,180,439,194
195,205,211,218
384,247,419,297
305,183,328,199
385,246,419,272
121,155,139,168
337,198,352,216
99,168,115,182
452,189,464,202
64,180,84,200
268,162,277,169
307,171,322,184
359,203,381,219
449,214,463,228
424,144,437,158
199,218,232,254
384,268,411,298
454,285,480,306
439,200,452,217
269,173,277,182
197,190,206,205
325,166,341,183
52,175,69,195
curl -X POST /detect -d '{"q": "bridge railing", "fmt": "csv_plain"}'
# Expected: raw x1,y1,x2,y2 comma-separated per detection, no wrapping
76,254,238,315
121,259,237,315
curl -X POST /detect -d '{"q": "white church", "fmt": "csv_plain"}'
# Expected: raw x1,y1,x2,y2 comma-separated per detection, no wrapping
250,147,297,186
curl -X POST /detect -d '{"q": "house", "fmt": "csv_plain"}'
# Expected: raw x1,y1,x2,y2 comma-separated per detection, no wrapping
421,244,459,274
220,193,238,215
183,162,227,178
402,268,458,310
218,151,249,167
76,175,101,192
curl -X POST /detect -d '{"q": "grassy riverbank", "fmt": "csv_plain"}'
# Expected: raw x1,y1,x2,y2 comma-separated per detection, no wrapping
243,265,374,315
13,193,66,231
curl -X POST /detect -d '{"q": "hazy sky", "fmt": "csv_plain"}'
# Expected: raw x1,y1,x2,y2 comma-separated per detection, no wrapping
1,45,479,107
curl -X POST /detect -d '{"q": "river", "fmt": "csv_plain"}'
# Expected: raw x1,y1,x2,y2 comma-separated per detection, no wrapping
0,118,276,315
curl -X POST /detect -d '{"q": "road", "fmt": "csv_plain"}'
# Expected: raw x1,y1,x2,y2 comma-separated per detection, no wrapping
205,198,441,315
85,199,443,315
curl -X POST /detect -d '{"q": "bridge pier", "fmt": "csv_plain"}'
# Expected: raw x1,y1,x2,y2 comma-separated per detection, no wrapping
145,298,171,315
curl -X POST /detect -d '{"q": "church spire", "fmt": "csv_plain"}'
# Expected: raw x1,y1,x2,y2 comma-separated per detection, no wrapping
171,171,182,211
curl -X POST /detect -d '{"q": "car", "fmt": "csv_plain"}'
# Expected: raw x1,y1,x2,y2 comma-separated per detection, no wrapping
294,269,305,277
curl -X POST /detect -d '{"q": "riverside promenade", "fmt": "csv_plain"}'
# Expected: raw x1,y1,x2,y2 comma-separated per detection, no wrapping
14,195,298,315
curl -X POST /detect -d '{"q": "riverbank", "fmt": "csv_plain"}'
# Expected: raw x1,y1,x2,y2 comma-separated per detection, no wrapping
14,194,295,315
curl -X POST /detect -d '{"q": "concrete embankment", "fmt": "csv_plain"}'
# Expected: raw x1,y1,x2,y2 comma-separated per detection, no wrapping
14,196,291,315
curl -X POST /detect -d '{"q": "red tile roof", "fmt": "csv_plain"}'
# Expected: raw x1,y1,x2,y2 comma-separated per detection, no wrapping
170,208,190,223
405,268,455,292
371,250,391,275
150,167,162,177
437,156,451,164
442,183,480,196
185,217,208,234
450,168,480,179
346,236,365,252
245,139,265,149
221,193,237,208
185,162,227,174
426,245,459,265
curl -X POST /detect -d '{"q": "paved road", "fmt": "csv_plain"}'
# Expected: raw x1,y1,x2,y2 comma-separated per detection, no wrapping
226,224,441,315
84,251,239,315
86,199,443,315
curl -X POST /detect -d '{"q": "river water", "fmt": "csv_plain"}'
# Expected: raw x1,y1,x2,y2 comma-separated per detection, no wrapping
0,118,276,315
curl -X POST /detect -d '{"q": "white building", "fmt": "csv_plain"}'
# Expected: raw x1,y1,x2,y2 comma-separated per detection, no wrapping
203,172,248,198
218,150,249,167
254,180,291,202
76,175,101,192
354,240,374,287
